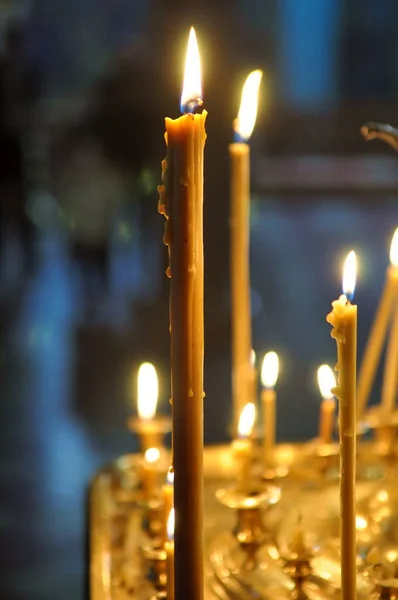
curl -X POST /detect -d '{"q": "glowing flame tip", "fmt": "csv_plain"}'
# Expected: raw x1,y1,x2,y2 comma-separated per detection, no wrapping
234,69,263,141
317,364,336,400
342,250,357,301
167,507,175,540
137,362,158,419
180,27,202,113
144,447,160,464
261,351,279,388
237,402,256,438
390,228,398,267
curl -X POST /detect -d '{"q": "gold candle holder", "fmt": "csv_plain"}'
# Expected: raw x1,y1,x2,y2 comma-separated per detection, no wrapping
128,416,172,454
216,485,281,571
142,542,167,592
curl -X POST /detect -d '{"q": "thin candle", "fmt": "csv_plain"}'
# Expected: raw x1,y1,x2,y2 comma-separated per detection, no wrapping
357,228,398,418
317,364,337,444
326,250,358,600
230,70,262,428
165,508,175,600
161,469,174,546
158,27,206,600
141,447,161,500
261,351,279,460
233,403,256,492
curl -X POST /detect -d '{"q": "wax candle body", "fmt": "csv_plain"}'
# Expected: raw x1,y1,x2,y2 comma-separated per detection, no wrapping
327,295,357,600
230,143,252,427
165,540,175,600
319,399,335,444
261,388,276,456
357,265,398,417
158,110,207,600
232,438,252,492
381,302,398,413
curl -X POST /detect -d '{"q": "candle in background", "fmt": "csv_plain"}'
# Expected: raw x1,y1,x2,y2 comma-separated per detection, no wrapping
141,447,161,500
230,70,263,428
357,228,398,418
381,299,398,414
161,469,174,546
250,349,258,404
232,402,256,492
261,351,279,458
326,250,358,600
136,362,160,451
157,27,206,600
165,508,175,600
317,364,337,444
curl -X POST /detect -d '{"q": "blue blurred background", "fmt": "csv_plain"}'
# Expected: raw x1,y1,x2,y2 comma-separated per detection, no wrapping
0,1,397,598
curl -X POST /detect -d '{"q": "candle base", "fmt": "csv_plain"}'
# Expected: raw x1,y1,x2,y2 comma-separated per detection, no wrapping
128,416,172,453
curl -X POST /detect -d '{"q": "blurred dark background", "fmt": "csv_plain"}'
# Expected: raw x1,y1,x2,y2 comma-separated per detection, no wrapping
0,0,397,598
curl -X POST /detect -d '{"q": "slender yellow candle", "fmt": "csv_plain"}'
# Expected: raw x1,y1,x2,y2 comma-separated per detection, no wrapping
317,364,337,444
326,250,358,600
165,508,175,600
250,349,258,404
260,351,279,459
381,301,398,414
157,28,205,600
232,403,256,492
161,469,174,546
357,228,398,418
230,70,263,428
141,447,161,500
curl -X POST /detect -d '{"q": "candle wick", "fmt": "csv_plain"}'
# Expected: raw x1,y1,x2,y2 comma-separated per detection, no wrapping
181,97,203,115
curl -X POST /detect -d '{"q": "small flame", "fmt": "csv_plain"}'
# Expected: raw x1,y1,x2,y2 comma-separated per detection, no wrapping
166,468,174,486
250,349,256,366
317,365,336,400
167,507,175,541
355,515,368,531
144,447,160,464
390,228,398,267
237,402,256,438
137,362,158,420
234,69,263,141
261,351,279,389
342,250,357,301
180,27,202,113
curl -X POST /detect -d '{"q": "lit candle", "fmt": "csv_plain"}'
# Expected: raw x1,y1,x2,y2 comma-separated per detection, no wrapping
135,363,160,451
232,402,256,492
317,364,337,444
357,228,398,418
230,70,263,428
157,28,205,600
161,468,174,546
165,508,175,600
261,351,279,459
326,250,357,600
141,447,161,500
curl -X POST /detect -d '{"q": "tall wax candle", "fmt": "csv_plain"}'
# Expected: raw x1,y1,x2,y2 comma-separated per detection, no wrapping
317,364,337,444
260,351,279,458
157,28,205,600
357,228,398,418
232,402,256,492
326,250,357,600
230,70,262,429
381,301,398,414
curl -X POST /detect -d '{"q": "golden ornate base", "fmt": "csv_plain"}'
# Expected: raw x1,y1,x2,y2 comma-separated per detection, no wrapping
89,442,397,599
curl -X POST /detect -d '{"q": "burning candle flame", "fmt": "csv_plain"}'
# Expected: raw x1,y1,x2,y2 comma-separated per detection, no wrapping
342,250,357,301
234,69,263,142
261,351,279,389
390,228,398,266
166,468,174,485
317,364,336,400
167,507,175,541
250,349,256,366
237,402,256,438
180,27,202,113
137,362,158,420
144,447,160,464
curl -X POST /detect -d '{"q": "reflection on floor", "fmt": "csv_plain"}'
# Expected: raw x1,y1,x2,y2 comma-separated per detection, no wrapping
0,195,395,599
